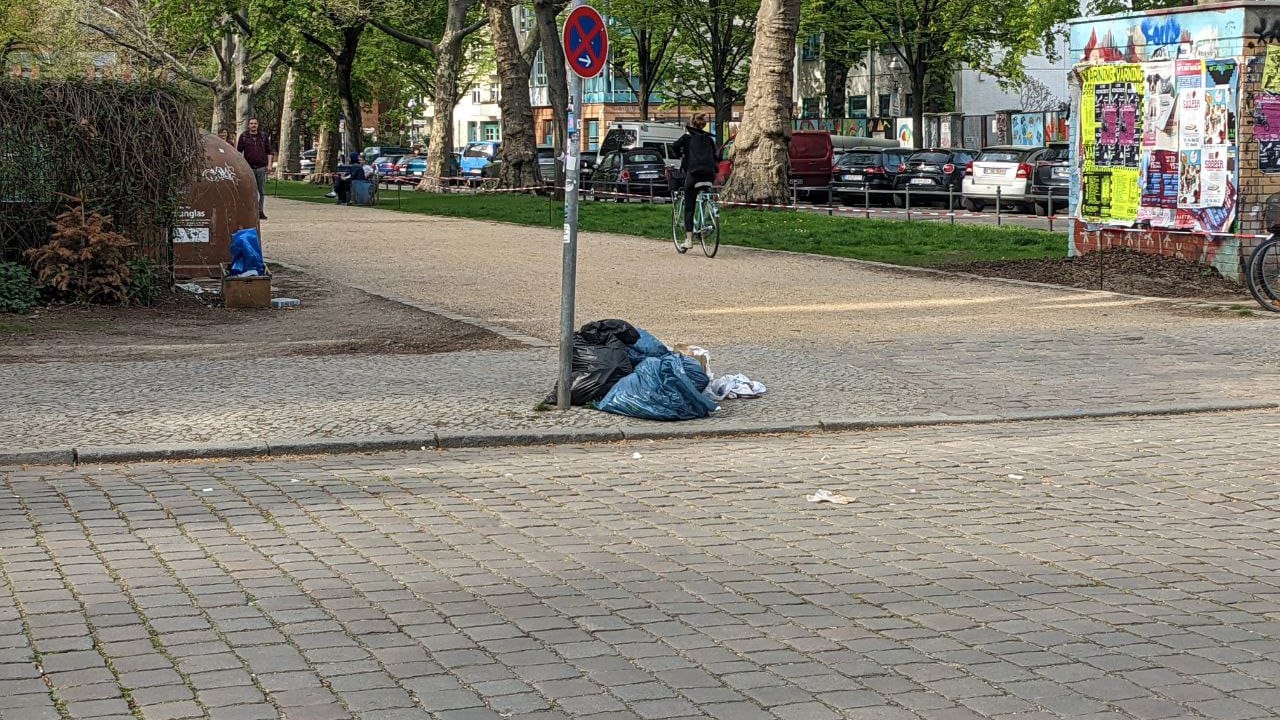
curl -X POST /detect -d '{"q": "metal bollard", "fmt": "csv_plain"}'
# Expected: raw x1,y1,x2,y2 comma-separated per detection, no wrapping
996,186,1003,226
905,185,912,221
1047,192,1054,233
864,185,871,220
827,183,834,216
948,186,955,225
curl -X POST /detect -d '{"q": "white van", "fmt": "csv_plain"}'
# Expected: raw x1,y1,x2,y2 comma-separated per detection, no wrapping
597,121,687,169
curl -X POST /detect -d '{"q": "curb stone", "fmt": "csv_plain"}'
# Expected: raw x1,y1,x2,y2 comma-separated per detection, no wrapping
0,448,76,467
5,401,1275,468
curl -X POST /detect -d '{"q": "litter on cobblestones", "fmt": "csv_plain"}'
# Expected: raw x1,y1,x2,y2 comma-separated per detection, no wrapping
271,297,301,309
176,282,204,295
1007,474,1025,480
707,373,767,401
632,452,643,459
807,489,855,504
202,487,214,492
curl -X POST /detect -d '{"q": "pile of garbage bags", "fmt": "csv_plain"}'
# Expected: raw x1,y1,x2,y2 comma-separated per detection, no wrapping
545,319,764,421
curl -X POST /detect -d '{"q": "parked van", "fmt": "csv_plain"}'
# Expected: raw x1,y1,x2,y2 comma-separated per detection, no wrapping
460,141,501,183
597,121,686,169
362,145,414,163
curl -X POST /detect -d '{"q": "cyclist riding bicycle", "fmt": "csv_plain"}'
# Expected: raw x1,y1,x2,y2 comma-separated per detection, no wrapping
672,113,719,251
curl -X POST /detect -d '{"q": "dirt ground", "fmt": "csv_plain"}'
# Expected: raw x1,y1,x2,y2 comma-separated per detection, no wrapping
0,266,518,364
940,249,1251,301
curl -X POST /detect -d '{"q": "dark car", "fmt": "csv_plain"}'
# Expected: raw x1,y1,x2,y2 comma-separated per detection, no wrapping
536,146,560,185
893,148,975,208
589,149,669,200
373,155,403,178
831,147,913,206
1027,142,1070,215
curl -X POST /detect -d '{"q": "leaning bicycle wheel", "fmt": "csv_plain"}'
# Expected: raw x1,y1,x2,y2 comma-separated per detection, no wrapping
699,195,720,258
671,193,688,253
1246,236,1280,311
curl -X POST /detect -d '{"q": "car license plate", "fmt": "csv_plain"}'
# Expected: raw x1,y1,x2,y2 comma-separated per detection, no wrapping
983,167,1004,175
1052,167,1069,178
910,178,933,186
844,174,864,182
638,172,659,179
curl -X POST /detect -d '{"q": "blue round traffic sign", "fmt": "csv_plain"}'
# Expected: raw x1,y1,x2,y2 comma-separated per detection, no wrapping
563,5,609,79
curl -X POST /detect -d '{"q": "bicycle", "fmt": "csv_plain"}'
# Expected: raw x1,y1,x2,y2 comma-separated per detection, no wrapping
671,181,720,258
1245,193,1280,312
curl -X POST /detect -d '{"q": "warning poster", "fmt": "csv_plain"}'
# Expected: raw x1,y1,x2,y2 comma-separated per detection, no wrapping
1176,60,1204,151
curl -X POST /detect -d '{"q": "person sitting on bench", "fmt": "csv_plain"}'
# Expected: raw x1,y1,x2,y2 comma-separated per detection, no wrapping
334,151,366,205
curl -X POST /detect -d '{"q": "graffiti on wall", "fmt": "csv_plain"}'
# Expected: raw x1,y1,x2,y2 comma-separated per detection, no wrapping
1011,113,1045,146
1072,8,1245,63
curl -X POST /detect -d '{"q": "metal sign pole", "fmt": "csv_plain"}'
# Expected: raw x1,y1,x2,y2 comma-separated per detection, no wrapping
556,0,586,410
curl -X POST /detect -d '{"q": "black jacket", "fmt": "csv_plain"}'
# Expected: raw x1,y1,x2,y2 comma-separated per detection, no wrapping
674,126,718,176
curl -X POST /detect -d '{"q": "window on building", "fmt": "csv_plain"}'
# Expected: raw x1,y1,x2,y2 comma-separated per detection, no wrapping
878,94,891,117
906,93,915,115
801,34,821,62
468,122,479,142
532,49,547,88
483,122,500,142
848,95,868,118
472,87,481,104
541,120,553,146
801,97,821,119
587,120,600,152
517,7,534,32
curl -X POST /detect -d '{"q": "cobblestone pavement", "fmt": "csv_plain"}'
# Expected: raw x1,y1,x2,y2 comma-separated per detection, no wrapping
3,201,1277,449
3,410,1279,719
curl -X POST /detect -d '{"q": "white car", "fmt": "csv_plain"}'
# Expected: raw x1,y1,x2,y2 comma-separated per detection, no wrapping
961,146,1040,212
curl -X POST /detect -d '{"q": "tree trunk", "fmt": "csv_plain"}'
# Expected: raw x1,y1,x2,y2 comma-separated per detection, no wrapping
485,0,539,188
824,57,849,118
336,60,361,158
210,33,235,133
721,0,801,204
418,0,475,192
911,60,925,149
275,67,300,177
534,0,568,159
233,34,251,135
313,123,337,178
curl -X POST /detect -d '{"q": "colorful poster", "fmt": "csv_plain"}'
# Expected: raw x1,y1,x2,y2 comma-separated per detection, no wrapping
1256,95,1280,174
1176,60,1204,151
1143,62,1177,150
1178,149,1202,208
1011,113,1045,146
1110,168,1141,222
1204,59,1237,146
1081,170,1112,220
1200,145,1228,207
1263,45,1280,92
1081,64,1144,169
896,117,913,148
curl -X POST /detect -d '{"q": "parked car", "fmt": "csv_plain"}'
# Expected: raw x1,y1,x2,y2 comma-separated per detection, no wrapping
299,148,316,174
830,147,913,206
362,145,413,163
372,155,403,178
1026,142,1070,215
392,154,461,184
893,148,976,208
717,132,900,201
961,145,1041,212
536,146,559,185
588,149,670,200
461,141,501,184
597,121,685,169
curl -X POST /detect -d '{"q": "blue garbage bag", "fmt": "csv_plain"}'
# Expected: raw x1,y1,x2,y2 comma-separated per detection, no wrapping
228,228,265,276
596,353,718,421
627,327,669,366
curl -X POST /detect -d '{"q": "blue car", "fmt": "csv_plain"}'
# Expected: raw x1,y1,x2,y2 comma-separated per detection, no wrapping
393,154,462,184
460,141,500,184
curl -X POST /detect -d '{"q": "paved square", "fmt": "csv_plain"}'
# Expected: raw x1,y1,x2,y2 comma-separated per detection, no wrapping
2,410,1278,718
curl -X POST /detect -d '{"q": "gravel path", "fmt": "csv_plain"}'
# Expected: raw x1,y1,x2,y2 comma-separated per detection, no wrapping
261,199,1224,348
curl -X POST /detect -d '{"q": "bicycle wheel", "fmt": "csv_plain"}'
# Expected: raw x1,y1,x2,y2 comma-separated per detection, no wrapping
1246,236,1280,311
671,192,688,253
699,196,720,258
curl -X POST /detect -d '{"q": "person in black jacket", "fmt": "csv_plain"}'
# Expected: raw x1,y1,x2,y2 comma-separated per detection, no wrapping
333,152,366,205
671,113,719,250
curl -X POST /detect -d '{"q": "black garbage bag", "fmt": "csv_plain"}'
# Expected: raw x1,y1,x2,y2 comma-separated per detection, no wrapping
544,335,634,406
579,319,640,347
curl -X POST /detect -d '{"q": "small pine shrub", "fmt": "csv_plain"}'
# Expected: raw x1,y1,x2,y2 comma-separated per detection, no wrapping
26,195,133,304
0,261,39,314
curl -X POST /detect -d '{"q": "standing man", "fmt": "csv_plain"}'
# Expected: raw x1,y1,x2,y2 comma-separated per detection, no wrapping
237,118,275,220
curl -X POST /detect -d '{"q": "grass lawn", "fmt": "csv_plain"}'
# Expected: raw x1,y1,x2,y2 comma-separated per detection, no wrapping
268,179,1065,267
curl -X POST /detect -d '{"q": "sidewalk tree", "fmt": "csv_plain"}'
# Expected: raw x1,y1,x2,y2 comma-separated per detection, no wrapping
484,0,540,188
532,0,569,161
830,0,1076,146
721,0,801,205
83,0,283,134
665,0,759,145
372,0,488,190
600,0,678,120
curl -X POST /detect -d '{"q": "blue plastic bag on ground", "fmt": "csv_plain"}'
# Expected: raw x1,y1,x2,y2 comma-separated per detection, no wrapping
627,327,669,366
596,353,718,421
228,228,265,276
